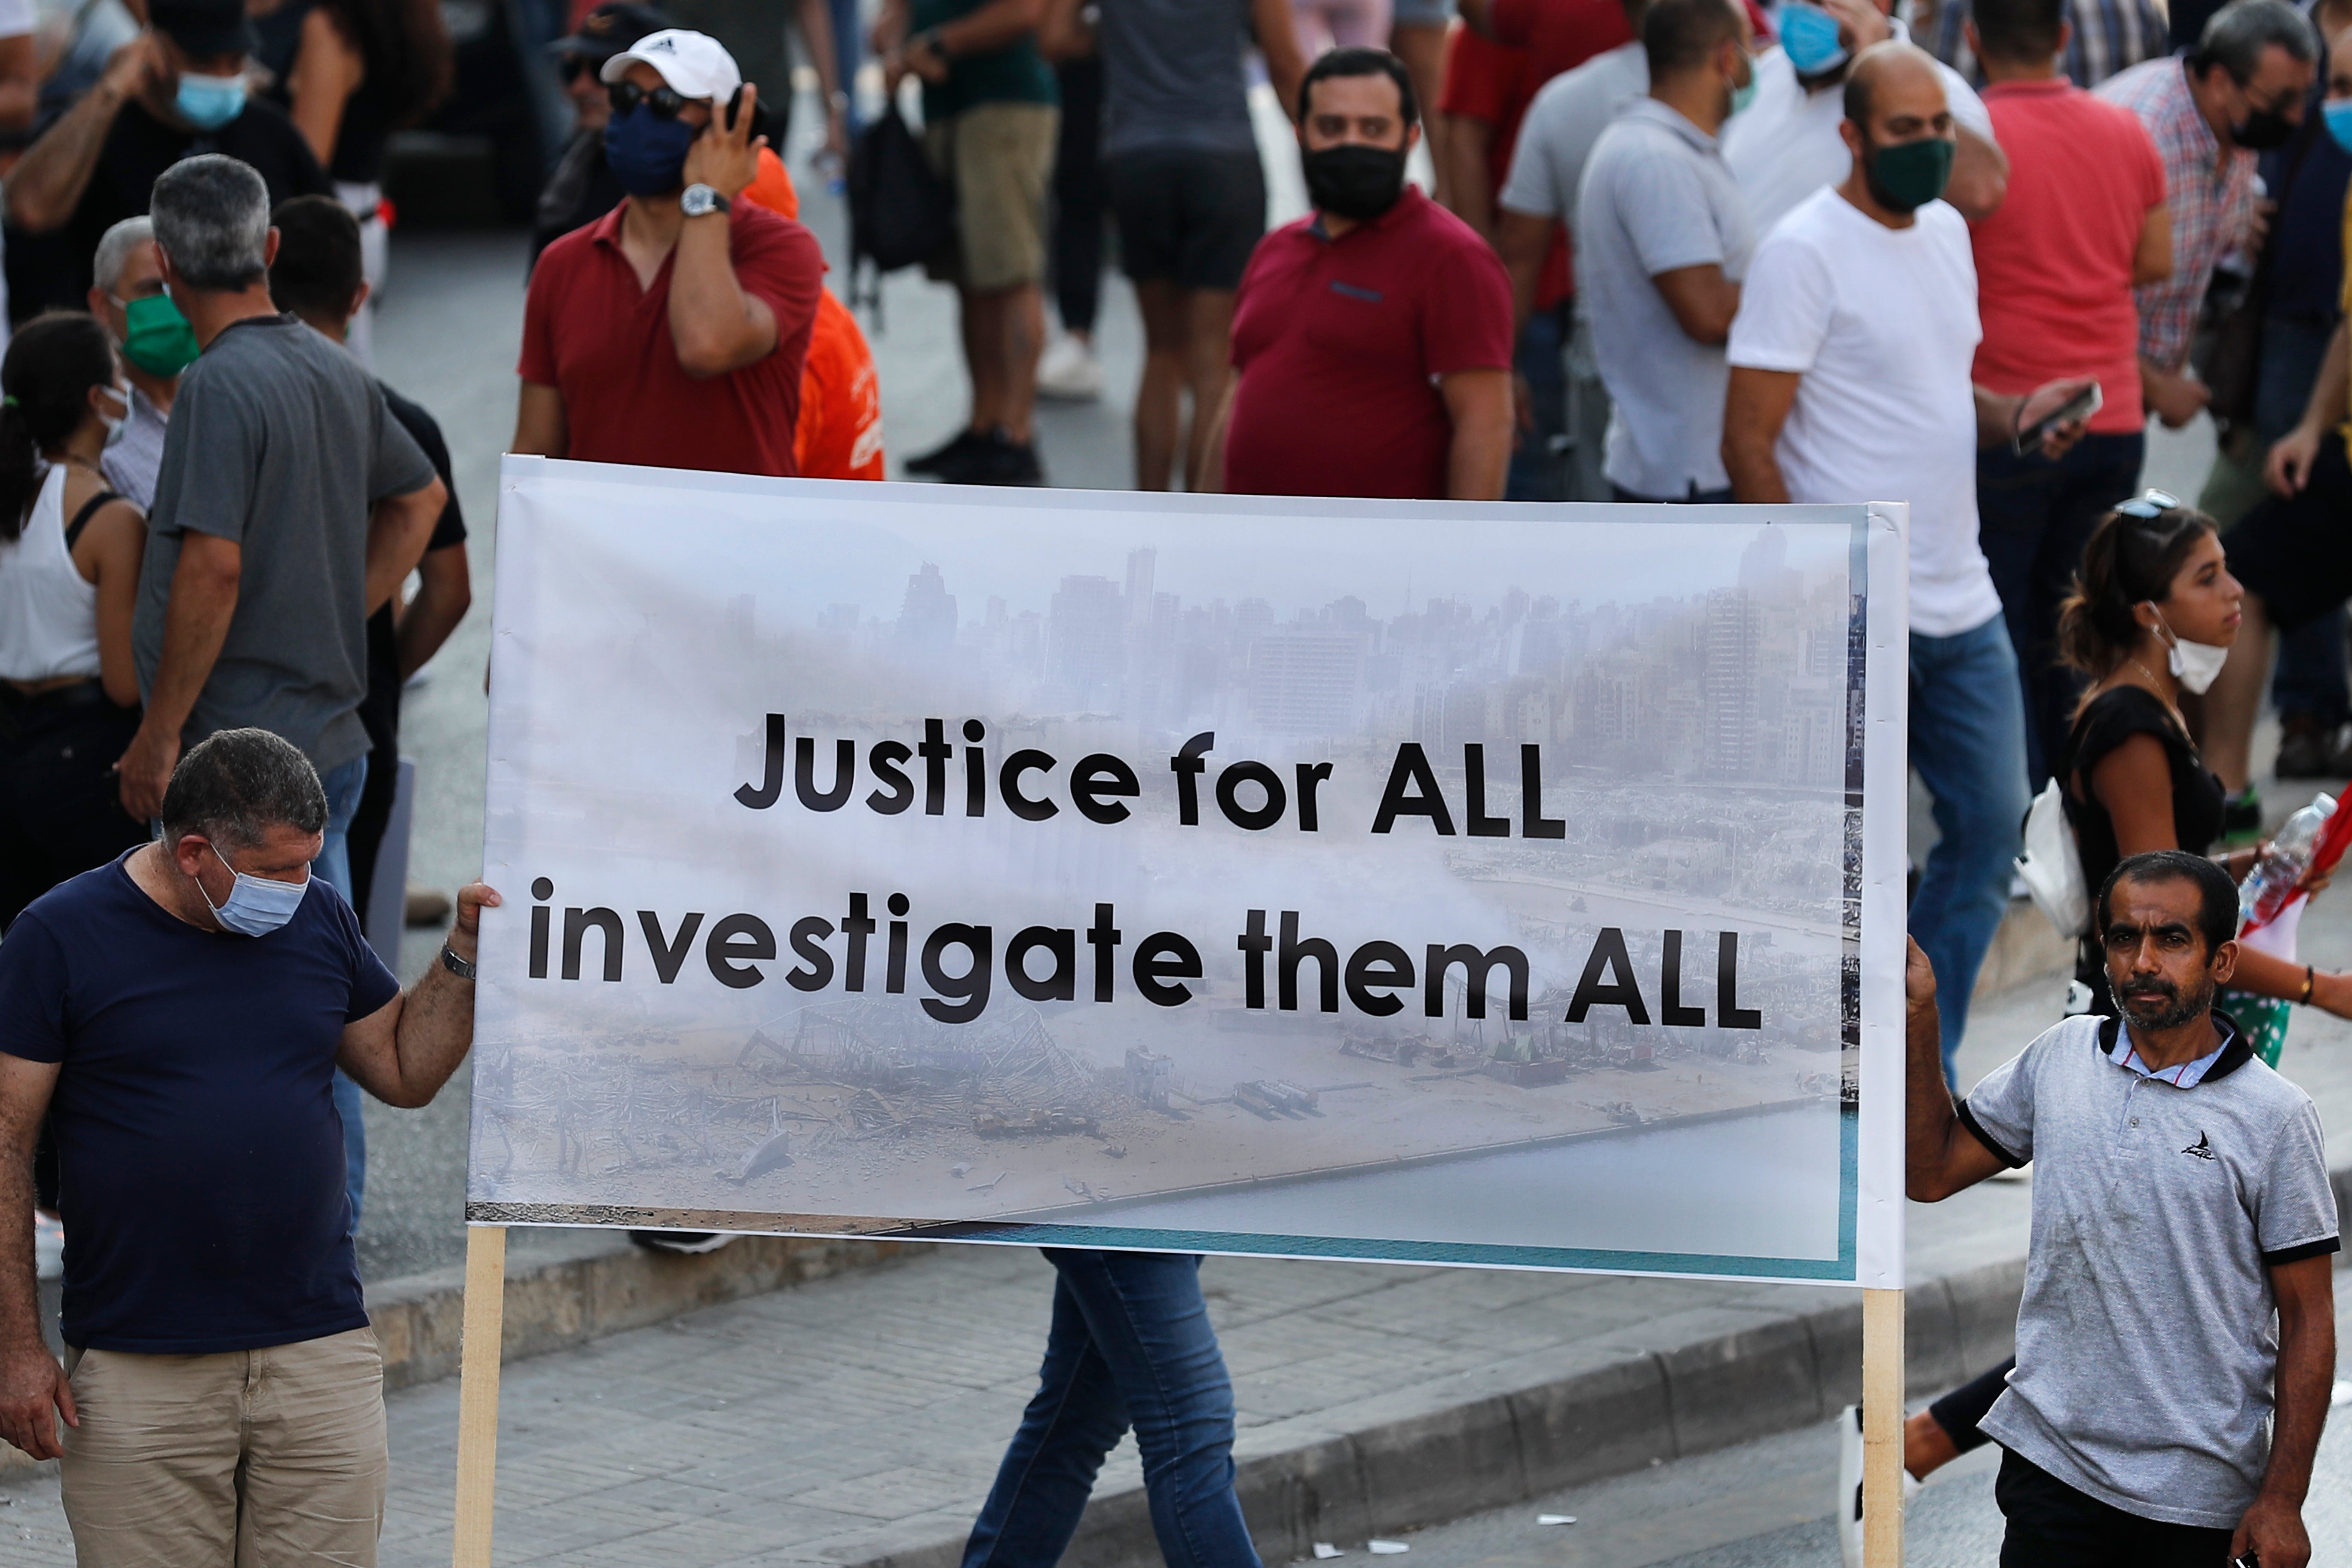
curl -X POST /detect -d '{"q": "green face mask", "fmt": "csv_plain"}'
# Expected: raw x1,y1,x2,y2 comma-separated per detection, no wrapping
1862,134,1954,214
113,292,200,378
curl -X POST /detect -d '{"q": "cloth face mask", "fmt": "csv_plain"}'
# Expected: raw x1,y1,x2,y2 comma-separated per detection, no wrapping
114,293,201,378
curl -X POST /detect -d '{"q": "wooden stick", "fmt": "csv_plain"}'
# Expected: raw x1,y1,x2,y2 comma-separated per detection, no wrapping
1861,1286,1905,1567
451,1225,508,1568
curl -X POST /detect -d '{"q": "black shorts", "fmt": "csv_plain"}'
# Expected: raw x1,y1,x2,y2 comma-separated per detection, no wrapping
1107,148,1265,292
2224,429,2352,631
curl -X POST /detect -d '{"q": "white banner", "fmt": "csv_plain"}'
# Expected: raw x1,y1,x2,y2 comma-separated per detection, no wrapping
471,457,1908,1286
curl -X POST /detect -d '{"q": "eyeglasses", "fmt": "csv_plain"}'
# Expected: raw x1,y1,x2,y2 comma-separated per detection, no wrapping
607,80,699,119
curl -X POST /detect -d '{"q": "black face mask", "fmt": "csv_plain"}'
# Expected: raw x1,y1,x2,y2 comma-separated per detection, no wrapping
1303,143,1408,221
2229,101,2297,150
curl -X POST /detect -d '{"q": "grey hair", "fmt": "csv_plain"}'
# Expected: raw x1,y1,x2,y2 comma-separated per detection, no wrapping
2194,0,2318,83
92,216,156,296
160,729,328,851
150,155,271,293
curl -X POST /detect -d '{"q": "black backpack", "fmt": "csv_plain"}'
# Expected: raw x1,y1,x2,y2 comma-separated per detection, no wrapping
847,105,956,283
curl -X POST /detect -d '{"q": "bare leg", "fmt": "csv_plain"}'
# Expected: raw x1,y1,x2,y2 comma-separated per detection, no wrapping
2206,591,2276,792
1182,287,1238,491
1133,278,1188,491
961,285,1003,435
1000,281,1045,444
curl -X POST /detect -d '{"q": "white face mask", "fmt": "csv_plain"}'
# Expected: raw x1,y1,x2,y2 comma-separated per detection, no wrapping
2144,605,2231,695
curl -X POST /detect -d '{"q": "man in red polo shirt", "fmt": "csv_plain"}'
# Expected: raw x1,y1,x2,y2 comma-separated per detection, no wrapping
1206,47,1515,500
513,28,824,475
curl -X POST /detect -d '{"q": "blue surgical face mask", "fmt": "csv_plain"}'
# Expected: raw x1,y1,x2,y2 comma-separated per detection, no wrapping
175,72,248,131
1778,2,1849,77
2326,97,2352,156
201,842,309,936
603,103,699,197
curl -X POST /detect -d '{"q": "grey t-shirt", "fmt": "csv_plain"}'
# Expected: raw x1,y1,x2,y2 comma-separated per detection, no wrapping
1963,1013,2340,1529
133,314,434,774
1496,41,1648,230
1098,0,1257,160
1575,98,1753,498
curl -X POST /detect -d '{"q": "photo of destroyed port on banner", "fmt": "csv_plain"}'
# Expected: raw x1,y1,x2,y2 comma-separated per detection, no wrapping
466,459,1908,1289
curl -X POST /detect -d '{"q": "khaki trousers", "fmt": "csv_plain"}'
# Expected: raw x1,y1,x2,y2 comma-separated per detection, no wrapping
59,1327,387,1568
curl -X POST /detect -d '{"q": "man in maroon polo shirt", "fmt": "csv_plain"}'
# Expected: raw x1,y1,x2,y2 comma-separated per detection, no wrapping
513,28,825,475
1206,47,1516,500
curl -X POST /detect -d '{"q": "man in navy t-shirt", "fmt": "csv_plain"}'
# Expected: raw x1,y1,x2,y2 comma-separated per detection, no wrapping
0,727,499,1566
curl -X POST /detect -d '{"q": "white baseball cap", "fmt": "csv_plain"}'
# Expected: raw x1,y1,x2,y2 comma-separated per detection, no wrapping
599,28,743,98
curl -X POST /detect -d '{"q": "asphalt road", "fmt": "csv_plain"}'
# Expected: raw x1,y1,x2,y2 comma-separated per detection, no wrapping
1338,1289,2352,1568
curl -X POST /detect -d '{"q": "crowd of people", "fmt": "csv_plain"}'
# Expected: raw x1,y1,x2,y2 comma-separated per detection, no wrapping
0,0,2343,1561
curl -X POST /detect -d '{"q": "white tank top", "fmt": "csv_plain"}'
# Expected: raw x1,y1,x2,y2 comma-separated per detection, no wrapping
0,466,102,682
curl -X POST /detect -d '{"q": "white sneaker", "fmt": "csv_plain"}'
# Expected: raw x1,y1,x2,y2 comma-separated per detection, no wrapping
1036,335,1103,401
1837,1405,1922,1568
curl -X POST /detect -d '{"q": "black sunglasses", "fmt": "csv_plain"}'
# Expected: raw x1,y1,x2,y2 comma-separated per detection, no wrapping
607,80,698,119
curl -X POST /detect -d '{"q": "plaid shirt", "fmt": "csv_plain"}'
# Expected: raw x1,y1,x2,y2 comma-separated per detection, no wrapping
1930,0,2169,87
2098,56,2259,373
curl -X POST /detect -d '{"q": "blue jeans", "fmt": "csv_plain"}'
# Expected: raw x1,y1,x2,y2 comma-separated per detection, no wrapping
317,753,370,1227
2256,313,2350,728
962,1251,1259,1568
1909,616,2030,1084
1975,431,2146,787
1507,305,1569,502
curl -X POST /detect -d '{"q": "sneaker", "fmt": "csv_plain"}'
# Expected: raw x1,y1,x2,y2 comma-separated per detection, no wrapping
1836,1405,1922,1568
938,427,1045,487
2221,785,2263,848
903,427,983,475
2274,715,2352,779
1036,335,1103,402
628,1230,736,1255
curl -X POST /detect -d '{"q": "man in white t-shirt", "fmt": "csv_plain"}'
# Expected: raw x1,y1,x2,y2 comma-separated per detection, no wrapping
1723,40,2088,1081
1721,0,2007,235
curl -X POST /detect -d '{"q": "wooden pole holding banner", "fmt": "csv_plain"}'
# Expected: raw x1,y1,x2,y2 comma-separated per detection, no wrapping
451,1225,508,1568
1861,1286,1905,1565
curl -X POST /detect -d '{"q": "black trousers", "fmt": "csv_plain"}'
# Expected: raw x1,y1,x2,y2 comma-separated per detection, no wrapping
0,681,145,929
1996,1450,2236,1566
1049,56,1104,335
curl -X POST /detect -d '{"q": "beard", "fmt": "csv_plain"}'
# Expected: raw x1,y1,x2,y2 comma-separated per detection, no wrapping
2115,971,2214,1032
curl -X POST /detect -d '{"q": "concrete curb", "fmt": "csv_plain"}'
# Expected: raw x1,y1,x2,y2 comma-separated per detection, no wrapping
365,1231,914,1391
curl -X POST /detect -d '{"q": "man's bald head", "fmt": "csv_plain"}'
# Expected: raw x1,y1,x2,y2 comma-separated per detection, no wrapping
1842,40,1948,131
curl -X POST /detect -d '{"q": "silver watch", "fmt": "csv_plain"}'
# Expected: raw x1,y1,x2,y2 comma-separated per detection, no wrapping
681,183,730,218
439,942,477,980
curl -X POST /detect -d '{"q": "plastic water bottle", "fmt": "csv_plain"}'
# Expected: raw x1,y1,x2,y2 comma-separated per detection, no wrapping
2242,792,2336,932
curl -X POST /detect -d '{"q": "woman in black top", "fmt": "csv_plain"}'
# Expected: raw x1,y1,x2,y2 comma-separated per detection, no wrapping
1890,493,2352,1495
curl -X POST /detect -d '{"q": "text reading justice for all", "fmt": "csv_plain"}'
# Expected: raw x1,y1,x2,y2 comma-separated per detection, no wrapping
521,717,1773,1030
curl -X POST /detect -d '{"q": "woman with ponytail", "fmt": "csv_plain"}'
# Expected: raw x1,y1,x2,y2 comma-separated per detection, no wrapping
0,311,148,928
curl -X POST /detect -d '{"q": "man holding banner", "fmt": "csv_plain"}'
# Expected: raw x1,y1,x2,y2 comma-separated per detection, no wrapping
1905,853,2336,1565
0,729,498,1567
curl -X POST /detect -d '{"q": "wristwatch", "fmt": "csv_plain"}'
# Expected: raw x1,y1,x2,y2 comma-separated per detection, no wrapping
440,942,478,980
681,183,731,218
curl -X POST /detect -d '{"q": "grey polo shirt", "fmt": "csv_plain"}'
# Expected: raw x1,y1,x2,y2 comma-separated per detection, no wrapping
1574,98,1753,499
1962,1012,2339,1529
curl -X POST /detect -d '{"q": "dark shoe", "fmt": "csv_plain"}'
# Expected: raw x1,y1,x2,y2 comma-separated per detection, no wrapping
2273,715,2352,779
903,427,983,475
938,427,1044,487
2221,785,2263,848
628,1230,735,1255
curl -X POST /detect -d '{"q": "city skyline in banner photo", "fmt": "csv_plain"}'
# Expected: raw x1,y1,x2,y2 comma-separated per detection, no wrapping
473,461,1908,1286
